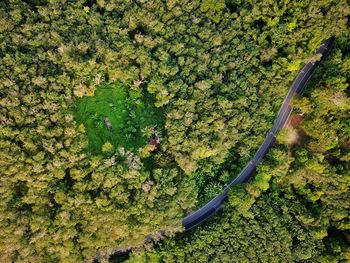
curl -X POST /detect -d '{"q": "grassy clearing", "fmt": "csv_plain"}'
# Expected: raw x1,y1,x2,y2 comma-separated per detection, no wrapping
74,83,164,155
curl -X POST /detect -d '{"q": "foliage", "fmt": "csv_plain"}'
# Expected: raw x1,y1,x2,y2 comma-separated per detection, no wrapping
126,19,350,263
0,0,349,262
74,83,163,155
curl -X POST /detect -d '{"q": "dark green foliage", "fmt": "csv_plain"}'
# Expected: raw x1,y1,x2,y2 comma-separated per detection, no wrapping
128,36,350,262
1,0,350,262
129,190,322,262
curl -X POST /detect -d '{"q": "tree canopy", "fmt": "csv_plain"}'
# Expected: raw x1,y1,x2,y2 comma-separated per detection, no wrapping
0,0,349,262
128,28,350,263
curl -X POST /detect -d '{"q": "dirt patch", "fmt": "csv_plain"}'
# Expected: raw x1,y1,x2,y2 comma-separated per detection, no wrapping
287,114,304,128
285,114,306,146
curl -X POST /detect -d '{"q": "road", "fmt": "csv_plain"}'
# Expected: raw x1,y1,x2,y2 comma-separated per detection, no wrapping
182,37,335,230
106,37,335,261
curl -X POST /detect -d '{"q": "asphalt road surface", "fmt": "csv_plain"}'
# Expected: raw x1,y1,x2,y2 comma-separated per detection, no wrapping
182,37,335,230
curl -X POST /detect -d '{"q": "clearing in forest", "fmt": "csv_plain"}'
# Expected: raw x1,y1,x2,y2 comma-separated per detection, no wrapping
74,83,164,155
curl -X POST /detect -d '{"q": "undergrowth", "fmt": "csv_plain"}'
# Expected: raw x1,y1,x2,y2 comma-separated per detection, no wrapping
74,83,164,155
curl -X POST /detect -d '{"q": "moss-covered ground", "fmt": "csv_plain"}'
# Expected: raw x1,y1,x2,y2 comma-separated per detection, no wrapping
74,83,164,155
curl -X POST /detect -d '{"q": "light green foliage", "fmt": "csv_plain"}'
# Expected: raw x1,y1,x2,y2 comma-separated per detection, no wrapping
200,0,226,23
127,19,350,263
102,141,113,153
284,42,350,241
74,83,163,155
276,128,299,146
1,0,350,262
129,197,316,263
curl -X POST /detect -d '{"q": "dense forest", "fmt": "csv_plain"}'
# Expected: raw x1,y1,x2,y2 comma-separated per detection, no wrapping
0,0,349,262
129,39,350,262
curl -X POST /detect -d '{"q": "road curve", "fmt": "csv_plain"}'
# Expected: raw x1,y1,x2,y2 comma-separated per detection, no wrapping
182,37,335,230
105,37,335,262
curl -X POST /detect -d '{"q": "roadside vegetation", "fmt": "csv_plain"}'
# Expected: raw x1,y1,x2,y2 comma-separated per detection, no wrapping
128,33,350,263
0,0,349,262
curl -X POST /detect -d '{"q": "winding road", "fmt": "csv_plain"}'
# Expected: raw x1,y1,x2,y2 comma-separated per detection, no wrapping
182,37,335,230
105,37,335,261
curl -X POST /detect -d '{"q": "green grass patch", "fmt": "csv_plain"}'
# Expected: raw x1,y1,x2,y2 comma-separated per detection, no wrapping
73,83,164,155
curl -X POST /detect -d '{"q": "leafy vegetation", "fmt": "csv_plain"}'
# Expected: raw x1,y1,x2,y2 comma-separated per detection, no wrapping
74,83,163,155
0,0,349,262
127,32,350,263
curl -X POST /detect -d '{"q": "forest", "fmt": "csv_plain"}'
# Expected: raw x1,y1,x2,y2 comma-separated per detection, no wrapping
0,0,349,262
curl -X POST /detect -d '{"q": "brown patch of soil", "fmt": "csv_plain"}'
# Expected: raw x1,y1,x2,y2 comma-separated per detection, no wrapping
288,114,304,128
285,114,306,146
